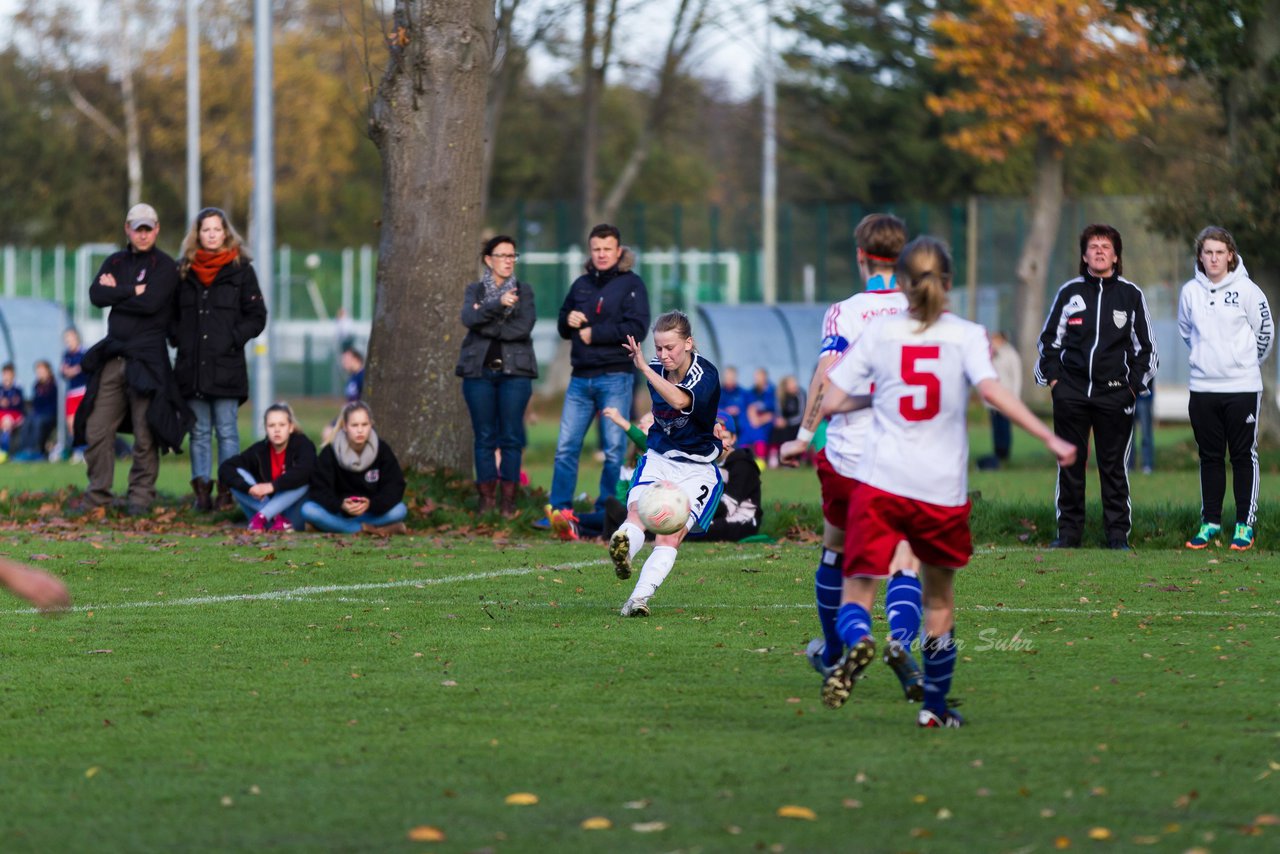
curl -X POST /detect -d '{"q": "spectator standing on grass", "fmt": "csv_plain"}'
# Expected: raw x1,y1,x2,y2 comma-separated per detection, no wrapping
301,401,408,536
821,236,1076,727
219,402,316,533
455,235,537,517
61,328,88,461
75,203,189,517
1036,224,1157,550
13,360,57,461
1179,226,1274,551
549,223,650,520
0,362,24,460
977,331,1022,470
768,374,806,467
608,311,722,618
173,207,268,513
779,213,925,704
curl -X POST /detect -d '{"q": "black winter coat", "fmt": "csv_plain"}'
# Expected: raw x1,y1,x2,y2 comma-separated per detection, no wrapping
455,279,539,378
173,259,267,401
218,433,318,494
74,247,193,452
308,438,406,516
556,248,650,377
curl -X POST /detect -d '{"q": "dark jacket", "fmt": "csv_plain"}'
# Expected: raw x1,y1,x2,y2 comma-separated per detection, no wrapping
556,248,650,377
455,279,538,378
1036,274,1158,398
74,247,192,452
218,433,318,494
173,258,267,402
309,438,406,516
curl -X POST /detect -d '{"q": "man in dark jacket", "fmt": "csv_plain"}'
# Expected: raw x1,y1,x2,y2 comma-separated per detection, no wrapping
549,223,650,513
1036,224,1158,550
75,203,186,515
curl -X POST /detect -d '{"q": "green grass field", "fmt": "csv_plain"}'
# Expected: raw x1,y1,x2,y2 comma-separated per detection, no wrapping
1,402,1277,851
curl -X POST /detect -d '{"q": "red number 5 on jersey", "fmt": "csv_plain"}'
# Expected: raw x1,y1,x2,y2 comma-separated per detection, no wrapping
899,345,941,421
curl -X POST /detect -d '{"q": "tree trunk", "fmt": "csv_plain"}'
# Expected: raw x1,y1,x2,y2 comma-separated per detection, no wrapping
367,0,495,473
1014,134,1065,395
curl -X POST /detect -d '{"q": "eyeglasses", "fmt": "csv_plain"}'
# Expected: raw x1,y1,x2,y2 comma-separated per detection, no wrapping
489,253,519,260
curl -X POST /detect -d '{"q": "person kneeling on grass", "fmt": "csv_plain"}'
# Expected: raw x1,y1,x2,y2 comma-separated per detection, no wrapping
301,401,408,536
218,402,316,532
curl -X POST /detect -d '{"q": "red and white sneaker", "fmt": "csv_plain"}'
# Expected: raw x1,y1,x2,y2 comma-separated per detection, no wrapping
270,516,293,532
917,708,965,728
248,512,268,532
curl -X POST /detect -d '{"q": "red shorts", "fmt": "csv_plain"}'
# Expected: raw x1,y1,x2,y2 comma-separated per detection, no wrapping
844,482,972,577
65,388,85,420
814,448,857,529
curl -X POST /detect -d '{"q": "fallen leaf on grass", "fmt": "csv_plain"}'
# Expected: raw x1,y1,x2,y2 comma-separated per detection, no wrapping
842,799,862,809
776,805,816,820
1131,835,1161,845
579,817,612,830
1173,790,1198,808
505,792,539,805
1087,826,1112,840
935,807,953,820
622,799,650,809
630,821,667,832
85,649,113,655
1256,814,1280,826
1054,836,1071,849
85,766,100,779
406,825,446,842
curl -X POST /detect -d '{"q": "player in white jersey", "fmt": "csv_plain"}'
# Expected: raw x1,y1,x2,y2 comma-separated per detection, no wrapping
609,310,723,617
821,236,1076,728
779,214,925,701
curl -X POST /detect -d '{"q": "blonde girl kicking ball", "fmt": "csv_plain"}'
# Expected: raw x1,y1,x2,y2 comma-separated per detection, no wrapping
609,311,723,617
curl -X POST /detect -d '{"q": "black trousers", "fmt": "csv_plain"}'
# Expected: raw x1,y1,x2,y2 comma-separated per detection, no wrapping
1189,391,1261,527
1051,382,1135,543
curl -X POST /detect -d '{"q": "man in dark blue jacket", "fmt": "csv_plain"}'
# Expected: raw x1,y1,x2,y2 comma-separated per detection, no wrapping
550,223,651,517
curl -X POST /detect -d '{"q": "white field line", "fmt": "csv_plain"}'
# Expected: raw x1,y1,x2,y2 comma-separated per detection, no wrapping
6,551,1273,620
5,553,763,616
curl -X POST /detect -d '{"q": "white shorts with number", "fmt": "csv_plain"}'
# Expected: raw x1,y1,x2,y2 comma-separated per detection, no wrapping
627,451,724,535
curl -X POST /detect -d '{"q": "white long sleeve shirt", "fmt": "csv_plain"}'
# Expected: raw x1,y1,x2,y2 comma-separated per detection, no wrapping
1177,258,1274,393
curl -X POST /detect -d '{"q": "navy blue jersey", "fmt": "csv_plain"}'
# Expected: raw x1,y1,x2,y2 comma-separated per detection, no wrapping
646,352,722,463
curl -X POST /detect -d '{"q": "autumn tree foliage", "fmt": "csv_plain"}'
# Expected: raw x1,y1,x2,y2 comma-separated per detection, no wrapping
926,0,1179,370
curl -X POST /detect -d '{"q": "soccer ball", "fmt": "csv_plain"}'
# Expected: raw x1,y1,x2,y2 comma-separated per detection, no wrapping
637,481,691,535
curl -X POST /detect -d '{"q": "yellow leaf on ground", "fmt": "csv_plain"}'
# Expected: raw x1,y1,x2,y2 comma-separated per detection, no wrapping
1054,836,1071,849
1255,814,1280,826
406,826,446,842
631,821,667,832
85,766,100,779
1088,826,1113,840
505,792,539,805
580,817,612,830
776,805,816,820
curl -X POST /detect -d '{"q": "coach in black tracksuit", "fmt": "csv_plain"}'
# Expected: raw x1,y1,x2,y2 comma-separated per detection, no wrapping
1036,224,1158,550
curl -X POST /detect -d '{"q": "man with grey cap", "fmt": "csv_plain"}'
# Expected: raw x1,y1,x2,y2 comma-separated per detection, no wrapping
73,203,188,515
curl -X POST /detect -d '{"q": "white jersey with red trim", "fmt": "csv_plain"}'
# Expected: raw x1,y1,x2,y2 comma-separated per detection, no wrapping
817,289,909,477
827,312,996,507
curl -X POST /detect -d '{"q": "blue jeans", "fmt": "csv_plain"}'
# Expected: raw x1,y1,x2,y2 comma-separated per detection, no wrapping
188,397,241,480
1128,392,1155,471
300,500,408,534
462,372,532,483
230,468,308,528
550,372,634,509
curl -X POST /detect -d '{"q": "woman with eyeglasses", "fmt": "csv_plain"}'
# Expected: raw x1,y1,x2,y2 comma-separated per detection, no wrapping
173,208,267,512
455,235,538,516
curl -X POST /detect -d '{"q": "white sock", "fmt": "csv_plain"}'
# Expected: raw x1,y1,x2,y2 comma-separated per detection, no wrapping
631,545,678,600
620,522,646,561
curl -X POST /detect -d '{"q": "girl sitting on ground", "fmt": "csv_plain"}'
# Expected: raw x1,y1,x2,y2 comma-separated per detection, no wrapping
218,402,317,532
301,401,408,535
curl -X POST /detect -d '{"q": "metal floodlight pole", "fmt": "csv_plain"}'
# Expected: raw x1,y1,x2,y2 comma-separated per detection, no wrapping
252,0,275,432
186,0,200,227
761,0,778,305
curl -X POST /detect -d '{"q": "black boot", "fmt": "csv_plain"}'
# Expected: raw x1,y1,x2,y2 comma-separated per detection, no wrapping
499,481,519,517
477,481,497,513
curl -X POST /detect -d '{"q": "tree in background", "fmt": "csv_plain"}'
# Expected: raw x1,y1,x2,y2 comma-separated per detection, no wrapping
927,0,1178,371
781,0,980,204
1124,0,1280,438
366,0,493,472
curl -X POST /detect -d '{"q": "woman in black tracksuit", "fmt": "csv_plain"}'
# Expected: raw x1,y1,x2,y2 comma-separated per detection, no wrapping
1036,224,1158,550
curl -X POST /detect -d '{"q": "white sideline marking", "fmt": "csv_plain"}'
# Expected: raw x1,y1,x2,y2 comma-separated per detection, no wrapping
5,553,765,616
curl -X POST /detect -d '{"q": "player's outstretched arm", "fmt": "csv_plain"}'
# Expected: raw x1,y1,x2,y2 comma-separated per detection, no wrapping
978,378,1076,467
0,558,71,612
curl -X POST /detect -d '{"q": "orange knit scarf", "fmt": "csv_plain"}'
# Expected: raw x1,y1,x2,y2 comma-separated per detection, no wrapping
190,249,238,286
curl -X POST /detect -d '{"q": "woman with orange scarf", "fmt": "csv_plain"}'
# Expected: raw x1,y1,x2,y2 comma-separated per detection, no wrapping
173,208,268,511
